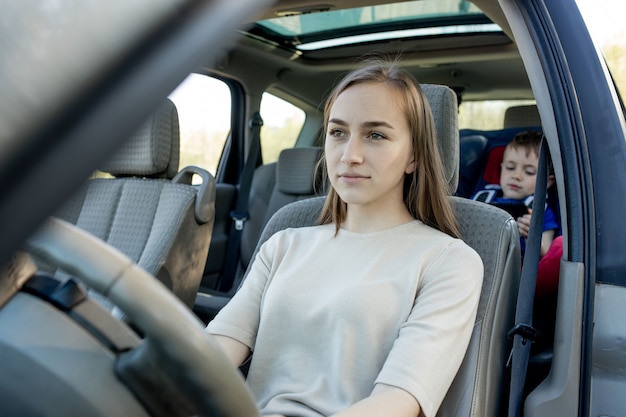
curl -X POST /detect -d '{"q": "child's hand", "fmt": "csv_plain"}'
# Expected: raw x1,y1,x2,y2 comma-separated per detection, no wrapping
516,208,532,238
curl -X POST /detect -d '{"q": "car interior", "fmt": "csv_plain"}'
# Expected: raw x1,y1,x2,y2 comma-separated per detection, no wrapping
187,4,559,401
2,0,624,415
32,99,216,317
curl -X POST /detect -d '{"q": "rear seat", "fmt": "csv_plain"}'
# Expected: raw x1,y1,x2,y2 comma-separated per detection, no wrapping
239,146,325,280
457,105,561,383
194,146,324,322
457,126,541,198
503,104,541,128
457,104,542,199
457,134,488,198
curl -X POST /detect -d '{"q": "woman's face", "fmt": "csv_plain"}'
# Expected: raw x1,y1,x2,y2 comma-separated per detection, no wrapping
325,82,416,212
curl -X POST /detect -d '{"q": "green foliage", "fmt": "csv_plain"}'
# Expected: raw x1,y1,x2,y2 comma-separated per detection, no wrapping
179,128,229,176
260,115,303,164
458,100,536,130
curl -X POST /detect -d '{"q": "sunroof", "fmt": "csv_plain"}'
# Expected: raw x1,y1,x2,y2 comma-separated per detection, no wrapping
255,0,500,50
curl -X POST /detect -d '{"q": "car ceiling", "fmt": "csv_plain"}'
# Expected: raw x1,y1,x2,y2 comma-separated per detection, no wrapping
213,0,530,106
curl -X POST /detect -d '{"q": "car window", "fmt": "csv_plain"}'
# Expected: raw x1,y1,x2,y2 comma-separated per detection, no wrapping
577,0,625,101
254,0,500,51
259,93,305,164
168,73,232,176
458,100,536,130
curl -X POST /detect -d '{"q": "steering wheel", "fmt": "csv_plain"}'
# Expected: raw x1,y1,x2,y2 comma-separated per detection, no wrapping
27,217,260,417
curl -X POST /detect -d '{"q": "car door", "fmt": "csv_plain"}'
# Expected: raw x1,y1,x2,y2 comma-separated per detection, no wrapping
499,0,626,415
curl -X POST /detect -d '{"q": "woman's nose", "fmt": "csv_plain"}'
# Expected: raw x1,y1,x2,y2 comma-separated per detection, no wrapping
340,137,364,165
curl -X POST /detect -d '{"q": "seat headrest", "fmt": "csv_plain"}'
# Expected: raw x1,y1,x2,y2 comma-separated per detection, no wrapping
101,99,180,179
276,147,323,195
503,104,541,128
458,134,489,198
421,84,459,195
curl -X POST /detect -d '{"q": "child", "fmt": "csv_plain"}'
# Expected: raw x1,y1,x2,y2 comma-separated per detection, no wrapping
475,131,561,356
473,130,559,257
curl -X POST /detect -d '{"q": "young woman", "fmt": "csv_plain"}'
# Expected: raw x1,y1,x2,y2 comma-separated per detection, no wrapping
206,61,483,417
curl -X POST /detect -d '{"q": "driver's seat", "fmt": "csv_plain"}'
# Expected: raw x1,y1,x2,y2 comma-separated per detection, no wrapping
244,84,521,417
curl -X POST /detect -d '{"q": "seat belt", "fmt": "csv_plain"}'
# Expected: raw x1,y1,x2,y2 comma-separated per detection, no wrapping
217,112,263,292
507,139,549,417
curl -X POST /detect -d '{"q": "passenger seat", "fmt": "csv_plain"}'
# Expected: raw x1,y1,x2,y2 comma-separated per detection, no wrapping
34,99,216,313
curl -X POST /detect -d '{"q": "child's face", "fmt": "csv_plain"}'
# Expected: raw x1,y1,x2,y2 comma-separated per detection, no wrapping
499,145,538,200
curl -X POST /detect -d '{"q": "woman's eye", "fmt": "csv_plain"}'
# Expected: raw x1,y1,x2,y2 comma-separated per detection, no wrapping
328,128,346,138
368,131,386,141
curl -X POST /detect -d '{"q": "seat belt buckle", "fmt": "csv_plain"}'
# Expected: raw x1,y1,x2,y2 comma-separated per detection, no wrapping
507,323,541,344
505,323,540,368
230,211,249,231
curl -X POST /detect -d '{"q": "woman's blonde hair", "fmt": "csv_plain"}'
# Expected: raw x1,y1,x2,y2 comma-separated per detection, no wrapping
317,60,460,238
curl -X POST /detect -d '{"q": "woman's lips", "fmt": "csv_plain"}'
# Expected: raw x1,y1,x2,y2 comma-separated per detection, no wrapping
339,173,369,183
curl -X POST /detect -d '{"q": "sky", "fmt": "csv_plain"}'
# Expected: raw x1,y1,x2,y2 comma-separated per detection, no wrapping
576,0,625,46
169,75,299,131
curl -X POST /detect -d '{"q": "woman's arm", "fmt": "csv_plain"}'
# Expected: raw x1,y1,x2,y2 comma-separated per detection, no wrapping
212,334,251,367
330,384,420,417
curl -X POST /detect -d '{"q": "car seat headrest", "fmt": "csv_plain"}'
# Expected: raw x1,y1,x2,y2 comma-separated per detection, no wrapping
482,145,506,186
421,83,459,195
100,98,180,179
458,134,489,197
276,147,324,195
504,104,541,128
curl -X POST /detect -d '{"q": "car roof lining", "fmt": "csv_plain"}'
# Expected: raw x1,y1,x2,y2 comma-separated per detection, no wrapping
213,0,527,106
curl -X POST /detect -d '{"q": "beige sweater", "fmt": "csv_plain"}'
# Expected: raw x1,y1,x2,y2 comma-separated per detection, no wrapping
207,221,483,417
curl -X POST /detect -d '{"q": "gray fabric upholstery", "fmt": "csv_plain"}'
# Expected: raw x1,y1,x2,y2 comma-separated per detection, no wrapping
276,147,323,195
239,147,324,278
38,99,215,310
503,104,541,128
101,99,180,179
437,197,520,417
422,83,460,195
253,196,521,417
